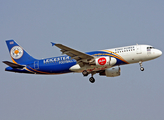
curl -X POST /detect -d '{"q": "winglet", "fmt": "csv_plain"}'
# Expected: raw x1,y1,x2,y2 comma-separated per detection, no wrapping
51,42,56,46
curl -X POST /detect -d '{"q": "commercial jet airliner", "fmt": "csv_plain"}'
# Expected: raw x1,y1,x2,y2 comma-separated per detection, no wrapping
3,40,162,83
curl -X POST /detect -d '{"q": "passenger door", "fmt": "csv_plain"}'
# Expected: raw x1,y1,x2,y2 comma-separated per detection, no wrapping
136,45,142,54
34,61,39,69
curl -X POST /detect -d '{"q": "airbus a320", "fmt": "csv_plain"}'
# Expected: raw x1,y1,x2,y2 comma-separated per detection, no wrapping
3,40,162,83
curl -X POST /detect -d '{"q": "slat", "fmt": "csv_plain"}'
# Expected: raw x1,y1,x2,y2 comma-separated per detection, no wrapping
54,43,94,61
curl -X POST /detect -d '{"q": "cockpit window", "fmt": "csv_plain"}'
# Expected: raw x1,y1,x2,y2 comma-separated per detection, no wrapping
147,47,154,49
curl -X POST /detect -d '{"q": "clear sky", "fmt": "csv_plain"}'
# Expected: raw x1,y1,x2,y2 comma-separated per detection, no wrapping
0,0,164,120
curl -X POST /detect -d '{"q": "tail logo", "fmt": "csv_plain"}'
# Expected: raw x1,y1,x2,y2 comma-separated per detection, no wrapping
10,46,24,59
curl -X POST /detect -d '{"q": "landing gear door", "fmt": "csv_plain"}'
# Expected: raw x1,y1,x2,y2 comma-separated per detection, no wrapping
136,45,141,54
34,61,39,69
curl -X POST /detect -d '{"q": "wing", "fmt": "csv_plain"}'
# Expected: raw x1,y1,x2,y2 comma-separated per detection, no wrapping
51,42,94,66
3,61,25,69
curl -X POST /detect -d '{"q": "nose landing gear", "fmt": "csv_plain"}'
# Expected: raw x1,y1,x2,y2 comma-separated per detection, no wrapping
139,61,144,71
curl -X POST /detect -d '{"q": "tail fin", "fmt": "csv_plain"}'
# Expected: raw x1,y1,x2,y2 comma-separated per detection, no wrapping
6,40,36,64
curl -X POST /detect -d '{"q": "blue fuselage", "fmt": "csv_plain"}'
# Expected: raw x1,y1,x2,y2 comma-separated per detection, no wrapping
5,51,128,74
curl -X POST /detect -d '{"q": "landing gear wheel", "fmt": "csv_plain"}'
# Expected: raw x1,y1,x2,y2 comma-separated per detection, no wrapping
89,77,95,83
139,61,144,71
140,67,144,71
82,70,88,76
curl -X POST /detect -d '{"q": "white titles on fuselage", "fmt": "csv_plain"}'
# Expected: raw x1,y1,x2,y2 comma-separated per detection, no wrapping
43,56,76,64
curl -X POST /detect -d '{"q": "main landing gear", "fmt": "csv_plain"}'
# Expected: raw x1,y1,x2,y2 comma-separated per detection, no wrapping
89,77,95,83
82,70,96,83
139,61,144,71
82,70,88,76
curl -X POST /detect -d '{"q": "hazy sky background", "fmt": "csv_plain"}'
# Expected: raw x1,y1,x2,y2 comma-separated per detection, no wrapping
0,0,164,120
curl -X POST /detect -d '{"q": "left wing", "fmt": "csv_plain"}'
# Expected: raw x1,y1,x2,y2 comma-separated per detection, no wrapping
51,42,94,66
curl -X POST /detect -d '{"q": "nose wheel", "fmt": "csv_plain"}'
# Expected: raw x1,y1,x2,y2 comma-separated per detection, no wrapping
140,67,144,71
139,61,144,71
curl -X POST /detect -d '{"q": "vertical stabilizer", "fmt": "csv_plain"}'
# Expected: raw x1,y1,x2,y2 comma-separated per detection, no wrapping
6,40,36,64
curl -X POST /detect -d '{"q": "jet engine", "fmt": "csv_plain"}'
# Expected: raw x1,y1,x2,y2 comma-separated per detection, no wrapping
70,57,117,72
93,56,117,66
95,56,110,66
99,66,121,77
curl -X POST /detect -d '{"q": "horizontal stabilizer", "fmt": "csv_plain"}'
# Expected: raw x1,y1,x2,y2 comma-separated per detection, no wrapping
51,42,56,46
3,61,25,69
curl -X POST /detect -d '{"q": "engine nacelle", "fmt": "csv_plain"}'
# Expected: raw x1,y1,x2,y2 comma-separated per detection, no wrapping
95,56,117,66
99,67,121,77
70,56,117,72
95,56,110,66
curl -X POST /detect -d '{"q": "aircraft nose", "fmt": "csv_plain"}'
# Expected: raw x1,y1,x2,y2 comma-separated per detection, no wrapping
156,49,162,57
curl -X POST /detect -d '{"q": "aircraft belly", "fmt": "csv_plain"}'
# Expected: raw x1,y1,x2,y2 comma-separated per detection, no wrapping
69,64,111,73
34,62,76,74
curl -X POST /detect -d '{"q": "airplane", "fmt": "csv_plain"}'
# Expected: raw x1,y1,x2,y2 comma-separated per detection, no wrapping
3,40,162,83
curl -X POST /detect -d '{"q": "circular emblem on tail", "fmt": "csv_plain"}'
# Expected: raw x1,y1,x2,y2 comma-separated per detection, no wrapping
10,46,24,59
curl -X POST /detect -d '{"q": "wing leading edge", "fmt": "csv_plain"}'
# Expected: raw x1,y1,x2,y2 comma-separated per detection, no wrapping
51,42,94,66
